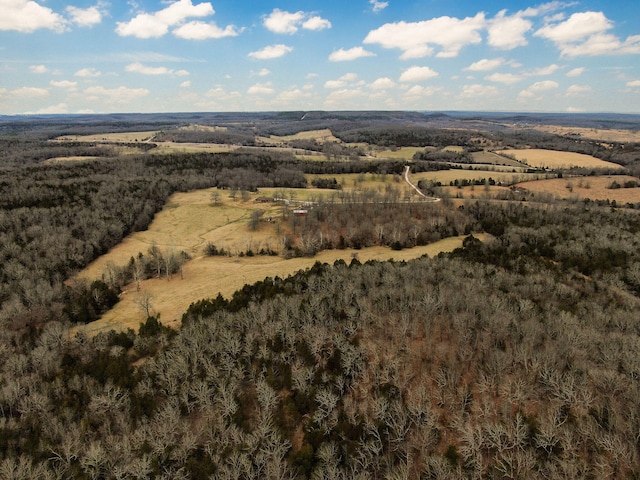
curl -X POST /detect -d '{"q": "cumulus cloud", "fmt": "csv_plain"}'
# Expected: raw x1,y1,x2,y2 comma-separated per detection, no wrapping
535,11,640,56
324,73,359,89
485,72,523,84
30,65,48,74
248,44,293,60
519,80,559,98
74,67,101,77
399,66,439,83
364,13,485,59
83,85,150,103
30,103,69,114
465,58,506,71
50,80,77,90
66,5,103,27
369,77,396,90
487,10,532,50
247,82,275,95
566,84,592,96
0,0,66,32
125,62,189,76
263,8,330,34
180,80,191,88
9,86,49,98
115,0,227,39
626,80,640,87
566,67,586,77
370,0,388,13
403,85,441,97
173,21,239,39
460,84,499,98
329,47,375,62
528,64,560,76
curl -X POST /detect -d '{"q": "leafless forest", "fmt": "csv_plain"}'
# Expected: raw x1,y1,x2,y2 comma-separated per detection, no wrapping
1,112,640,478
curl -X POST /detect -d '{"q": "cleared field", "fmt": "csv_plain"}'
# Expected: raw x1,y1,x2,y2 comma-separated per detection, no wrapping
74,234,488,336
442,145,465,153
498,149,624,170
178,124,227,132
412,169,547,185
471,151,525,167
76,188,283,281
515,175,640,203
43,156,101,164
533,125,640,143
373,147,425,159
55,131,157,142
151,142,237,154
258,128,341,145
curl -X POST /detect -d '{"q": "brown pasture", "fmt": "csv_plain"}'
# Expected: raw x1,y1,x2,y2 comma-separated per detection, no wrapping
532,125,640,143
515,175,640,203
498,149,624,170
74,234,488,336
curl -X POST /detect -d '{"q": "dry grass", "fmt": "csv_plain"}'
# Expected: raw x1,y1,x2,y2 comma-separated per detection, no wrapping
43,156,101,164
54,131,158,142
532,125,640,143
74,234,488,336
471,151,524,167
497,149,624,170
258,129,341,145
151,142,237,154
412,169,545,185
178,124,228,132
442,145,465,153
373,147,425,160
515,175,640,203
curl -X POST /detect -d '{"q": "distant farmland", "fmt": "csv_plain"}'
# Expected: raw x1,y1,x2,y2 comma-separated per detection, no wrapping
498,149,624,170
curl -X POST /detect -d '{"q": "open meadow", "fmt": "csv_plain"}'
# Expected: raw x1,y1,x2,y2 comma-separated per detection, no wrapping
498,148,624,170
515,175,640,203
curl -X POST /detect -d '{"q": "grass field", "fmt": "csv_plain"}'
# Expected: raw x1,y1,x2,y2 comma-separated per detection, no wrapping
74,234,488,336
471,151,525,167
515,175,640,203
533,125,640,143
497,149,624,170
43,156,102,164
372,146,425,159
411,169,546,185
55,131,158,142
257,128,341,145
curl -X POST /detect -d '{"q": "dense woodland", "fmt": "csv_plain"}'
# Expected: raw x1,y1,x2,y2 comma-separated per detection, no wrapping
1,113,640,478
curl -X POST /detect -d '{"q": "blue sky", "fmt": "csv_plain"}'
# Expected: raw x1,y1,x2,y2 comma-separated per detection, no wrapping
1,0,639,114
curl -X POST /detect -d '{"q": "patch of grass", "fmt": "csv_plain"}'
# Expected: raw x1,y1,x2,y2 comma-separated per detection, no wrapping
497,149,624,170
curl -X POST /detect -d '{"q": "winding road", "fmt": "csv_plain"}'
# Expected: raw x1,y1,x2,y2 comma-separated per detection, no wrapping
404,165,440,202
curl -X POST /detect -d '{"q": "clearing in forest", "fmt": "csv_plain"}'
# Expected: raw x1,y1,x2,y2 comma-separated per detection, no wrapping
74,234,487,336
257,128,341,145
497,149,624,170
515,175,640,203
54,131,158,142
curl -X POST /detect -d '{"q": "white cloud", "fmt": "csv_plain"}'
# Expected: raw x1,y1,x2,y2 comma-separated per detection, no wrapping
535,11,640,56
84,86,150,103
329,47,375,62
180,80,191,88
566,84,591,96
364,13,485,59
251,68,271,77
247,82,274,95
303,16,331,31
74,67,101,77
115,0,215,39
0,0,66,33
206,86,240,99
399,66,439,83
31,103,69,114
173,21,239,39
370,0,389,13
248,44,293,60
566,67,585,77
369,77,395,90
276,88,310,103
519,80,559,98
66,5,103,27
460,84,499,98
30,65,48,74
324,73,359,89
485,72,522,84
324,88,366,107
403,85,441,97
566,106,585,112
465,58,506,71
50,80,77,90
263,9,330,34
528,64,560,76
487,10,532,50
10,86,49,98
626,80,640,87
125,62,189,76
